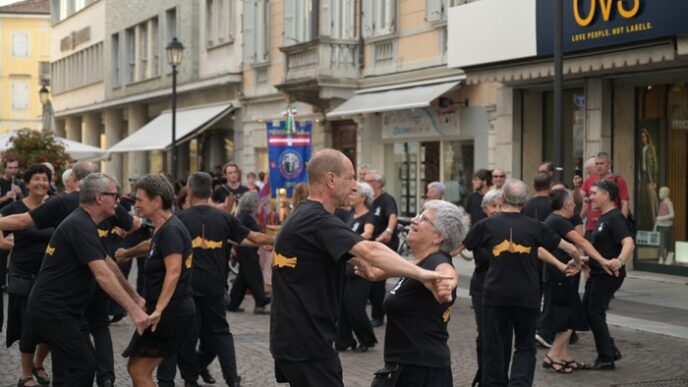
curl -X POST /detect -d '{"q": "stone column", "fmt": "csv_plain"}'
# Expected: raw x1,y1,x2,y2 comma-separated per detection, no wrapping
65,116,82,142
54,118,66,138
81,113,101,147
493,83,518,177
104,109,124,184
127,104,148,179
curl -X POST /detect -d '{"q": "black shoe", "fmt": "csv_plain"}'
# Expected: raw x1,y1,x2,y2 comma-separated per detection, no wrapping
109,313,126,323
31,366,50,386
254,306,270,315
200,368,216,384
184,380,201,387
335,342,357,352
99,380,114,387
370,318,384,328
613,347,622,361
581,359,615,370
354,343,375,353
228,375,241,387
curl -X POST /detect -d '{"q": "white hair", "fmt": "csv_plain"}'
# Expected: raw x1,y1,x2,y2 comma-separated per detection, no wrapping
423,200,467,254
62,168,72,184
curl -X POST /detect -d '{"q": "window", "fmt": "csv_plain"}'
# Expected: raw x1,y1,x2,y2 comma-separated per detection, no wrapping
243,0,269,63
50,43,103,93
363,0,396,37
112,33,120,86
166,7,177,41
151,18,160,77
39,61,51,85
207,0,234,47
139,22,148,81
125,27,136,83
11,80,28,110
12,32,29,57
52,0,96,23
331,0,354,39
427,0,458,22
283,0,314,45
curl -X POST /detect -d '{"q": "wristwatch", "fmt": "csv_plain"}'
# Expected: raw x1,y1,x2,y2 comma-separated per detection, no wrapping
385,228,393,234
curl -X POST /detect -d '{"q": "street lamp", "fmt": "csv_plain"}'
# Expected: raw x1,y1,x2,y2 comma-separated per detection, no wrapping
166,37,184,181
39,85,54,133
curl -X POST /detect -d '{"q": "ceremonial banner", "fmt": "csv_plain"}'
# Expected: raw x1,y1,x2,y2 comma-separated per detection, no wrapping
267,114,312,198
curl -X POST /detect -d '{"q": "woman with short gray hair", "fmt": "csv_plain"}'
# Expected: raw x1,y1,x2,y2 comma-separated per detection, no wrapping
335,181,377,353
227,191,271,314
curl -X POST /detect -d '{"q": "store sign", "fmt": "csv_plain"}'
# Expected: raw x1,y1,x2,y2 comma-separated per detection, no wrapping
381,108,459,141
536,0,688,55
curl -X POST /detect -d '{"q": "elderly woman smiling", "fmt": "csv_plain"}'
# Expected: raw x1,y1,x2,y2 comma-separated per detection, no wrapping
355,200,465,387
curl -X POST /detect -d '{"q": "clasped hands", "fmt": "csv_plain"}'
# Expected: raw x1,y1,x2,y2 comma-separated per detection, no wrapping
578,256,621,277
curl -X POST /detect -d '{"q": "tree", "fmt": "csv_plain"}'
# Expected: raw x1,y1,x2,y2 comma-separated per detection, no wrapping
1,128,72,182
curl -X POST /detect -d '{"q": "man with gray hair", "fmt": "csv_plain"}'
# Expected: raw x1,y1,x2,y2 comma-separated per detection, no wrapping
426,181,446,201
27,173,149,387
462,179,580,386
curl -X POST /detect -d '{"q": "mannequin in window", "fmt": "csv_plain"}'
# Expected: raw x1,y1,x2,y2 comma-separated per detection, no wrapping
639,128,659,229
654,186,674,264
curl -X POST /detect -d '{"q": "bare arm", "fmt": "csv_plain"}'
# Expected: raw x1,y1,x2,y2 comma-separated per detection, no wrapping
244,230,274,246
114,239,151,262
566,230,615,274
148,253,182,331
558,239,581,267
105,257,145,305
376,214,398,243
537,247,577,276
88,259,149,333
620,200,630,218
612,237,635,271
0,212,34,231
0,215,14,250
360,223,374,240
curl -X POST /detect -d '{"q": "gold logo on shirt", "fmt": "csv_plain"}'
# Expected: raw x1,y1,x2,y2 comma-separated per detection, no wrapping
46,245,55,256
492,228,532,257
97,228,109,238
443,307,452,323
185,253,193,269
191,236,223,249
272,251,297,269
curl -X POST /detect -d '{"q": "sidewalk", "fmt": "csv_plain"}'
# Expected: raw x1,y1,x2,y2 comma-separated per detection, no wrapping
453,257,688,340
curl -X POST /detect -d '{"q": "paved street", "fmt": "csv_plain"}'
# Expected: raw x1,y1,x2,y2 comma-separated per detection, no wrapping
2,260,688,387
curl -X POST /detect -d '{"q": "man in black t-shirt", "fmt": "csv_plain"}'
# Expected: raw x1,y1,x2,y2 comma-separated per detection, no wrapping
211,162,248,210
151,172,274,387
0,158,26,297
522,172,553,222
363,170,398,327
462,179,579,387
27,173,149,387
466,169,492,226
270,149,454,387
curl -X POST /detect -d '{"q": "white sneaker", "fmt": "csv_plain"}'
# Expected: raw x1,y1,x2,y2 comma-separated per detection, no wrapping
535,333,552,348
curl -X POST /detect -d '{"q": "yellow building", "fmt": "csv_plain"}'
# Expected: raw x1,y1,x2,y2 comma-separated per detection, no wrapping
0,0,50,134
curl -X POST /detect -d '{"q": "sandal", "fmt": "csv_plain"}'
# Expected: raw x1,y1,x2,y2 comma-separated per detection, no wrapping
564,359,582,370
550,360,574,374
18,377,37,387
542,355,554,369
31,366,50,386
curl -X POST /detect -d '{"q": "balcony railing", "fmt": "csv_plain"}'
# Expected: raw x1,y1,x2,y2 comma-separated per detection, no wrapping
281,37,359,83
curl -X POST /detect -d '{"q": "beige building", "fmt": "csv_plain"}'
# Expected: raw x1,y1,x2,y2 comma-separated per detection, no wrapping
0,0,50,134
448,0,688,276
242,0,496,216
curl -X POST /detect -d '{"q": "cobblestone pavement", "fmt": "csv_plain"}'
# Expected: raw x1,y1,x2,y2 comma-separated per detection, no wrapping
2,291,688,386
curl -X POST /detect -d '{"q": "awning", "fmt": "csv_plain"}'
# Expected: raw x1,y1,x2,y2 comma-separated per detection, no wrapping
108,102,236,153
326,80,462,118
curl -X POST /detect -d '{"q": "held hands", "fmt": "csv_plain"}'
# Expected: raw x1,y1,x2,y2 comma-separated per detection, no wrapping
419,270,455,304
148,310,162,333
376,231,391,244
600,259,621,277
129,308,151,335
561,260,580,277
114,248,127,262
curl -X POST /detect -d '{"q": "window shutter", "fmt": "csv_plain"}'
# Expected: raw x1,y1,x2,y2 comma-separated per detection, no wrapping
261,0,270,60
344,0,355,39
362,0,374,37
321,0,331,37
426,0,443,22
12,82,28,110
242,0,255,62
283,0,297,45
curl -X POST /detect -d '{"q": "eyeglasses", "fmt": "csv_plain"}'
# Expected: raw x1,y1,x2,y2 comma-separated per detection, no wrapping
100,192,120,200
416,212,438,230
492,174,506,178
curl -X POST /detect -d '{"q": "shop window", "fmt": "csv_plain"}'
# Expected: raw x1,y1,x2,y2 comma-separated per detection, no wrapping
542,89,585,184
442,141,473,207
635,83,688,271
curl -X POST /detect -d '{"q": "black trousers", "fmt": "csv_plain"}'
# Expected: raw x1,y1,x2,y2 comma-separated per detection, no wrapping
227,250,268,310
336,276,376,348
275,356,344,387
158,295,239,385
583,274,624,362
536,281,554,342
396,364,453,387
31,316,95,387
369,280,386,321
471,296,484,387
85,286,115,386
482,305,538,387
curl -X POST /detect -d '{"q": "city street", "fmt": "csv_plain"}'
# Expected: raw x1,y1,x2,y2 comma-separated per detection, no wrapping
1,258,687,387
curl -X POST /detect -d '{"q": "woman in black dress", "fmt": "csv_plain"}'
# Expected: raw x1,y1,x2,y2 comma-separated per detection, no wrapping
581,179,634,371
542,188,616,374
335,181,377,352
1,164,53,387
357,200,465,387
124,175,195,387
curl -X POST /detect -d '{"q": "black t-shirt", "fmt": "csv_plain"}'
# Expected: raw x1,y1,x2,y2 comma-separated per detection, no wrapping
368,192,399,250
522,196,552,222
29,191,81,229
96,205,134,257
211,184,249,204
466,191,486,225
235,211,260,265
144,215,194,313
348,211,371,235
462,212,561,309
1,200,54,276
0,177,27,209
544,213,575,282
469,242,491,298
27,208,107,320
383,252,456,368
177,205,250,297
590,208,629,276
334,207,352,223
270,199,364,361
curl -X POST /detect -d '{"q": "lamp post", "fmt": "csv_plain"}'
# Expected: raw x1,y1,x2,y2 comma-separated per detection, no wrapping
166,37,184,181
39,85,54,133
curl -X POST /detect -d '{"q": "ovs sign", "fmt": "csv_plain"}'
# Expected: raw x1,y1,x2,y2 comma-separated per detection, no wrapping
573,0,640,27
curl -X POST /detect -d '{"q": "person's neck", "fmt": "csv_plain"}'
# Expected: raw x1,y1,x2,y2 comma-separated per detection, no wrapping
82,205,108,225
411,246,441,264
189,197,211,206
353,203,368,216
553,209,571,218
501,204,521,213
227,181,241,189
479,186,489,194
23,194,44,208
599,202,615,214
373,189,382,199
3,174,13,181
308,191,336,213
535,191,549,197
151,210,173,229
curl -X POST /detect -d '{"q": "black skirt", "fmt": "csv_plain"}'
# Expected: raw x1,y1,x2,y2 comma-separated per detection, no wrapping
122,298,194,358
550,274,588,333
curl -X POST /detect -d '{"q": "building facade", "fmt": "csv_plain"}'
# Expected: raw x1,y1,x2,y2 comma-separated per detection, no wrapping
0,0,50,134
449,0,688,276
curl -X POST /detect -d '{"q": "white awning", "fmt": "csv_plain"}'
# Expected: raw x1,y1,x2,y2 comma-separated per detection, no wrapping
326,80,462,118
108,102,236,153
0,131,107,161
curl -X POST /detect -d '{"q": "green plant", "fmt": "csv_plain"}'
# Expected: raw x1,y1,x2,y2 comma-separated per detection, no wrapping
1,129,72,183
